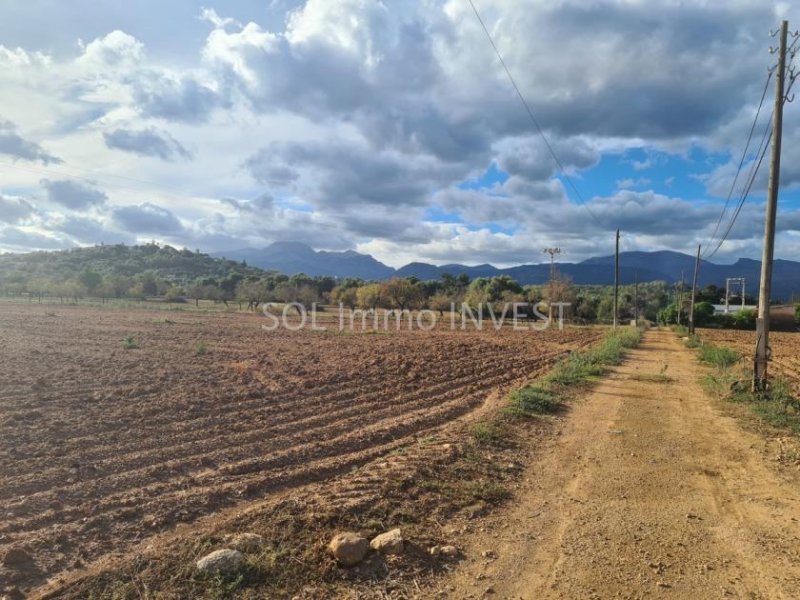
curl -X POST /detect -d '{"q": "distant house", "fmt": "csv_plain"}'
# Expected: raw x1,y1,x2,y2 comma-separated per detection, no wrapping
711,304,757,315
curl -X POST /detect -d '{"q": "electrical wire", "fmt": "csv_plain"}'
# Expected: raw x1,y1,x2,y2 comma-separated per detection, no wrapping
704,63,798,260
465,0,604,228
703,69,773,257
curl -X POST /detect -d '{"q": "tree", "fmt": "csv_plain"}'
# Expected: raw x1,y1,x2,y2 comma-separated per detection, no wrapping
78,269,102,294
331,285,358,309
383,278,422,312
236,280,271,311
544,274,576,320
428,293,452,316
356,283,386,311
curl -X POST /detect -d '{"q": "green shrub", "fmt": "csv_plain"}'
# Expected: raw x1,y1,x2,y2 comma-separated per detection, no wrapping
693,301,715,326
795,304,800,325
121,335,138,350
507,386,560,417
733,309,757,330
698,345,739,367
685,334,702,348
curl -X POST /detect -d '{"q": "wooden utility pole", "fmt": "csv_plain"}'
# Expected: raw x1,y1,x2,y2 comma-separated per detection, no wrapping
613,229,620,328
689,244,701,335
755,20,789,391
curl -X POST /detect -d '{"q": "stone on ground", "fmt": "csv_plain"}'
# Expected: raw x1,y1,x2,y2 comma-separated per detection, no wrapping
195,548,246,577
328,532,369,566
370,528,404,555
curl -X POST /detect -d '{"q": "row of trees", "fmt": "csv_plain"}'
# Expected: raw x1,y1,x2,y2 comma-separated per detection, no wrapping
5,258,766,328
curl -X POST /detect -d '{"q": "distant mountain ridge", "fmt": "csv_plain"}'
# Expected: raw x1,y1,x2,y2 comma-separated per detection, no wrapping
217,243,800,301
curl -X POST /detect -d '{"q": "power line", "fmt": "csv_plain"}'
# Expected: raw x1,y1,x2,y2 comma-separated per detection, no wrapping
465,0,603,228
704,53,799,261
704,69,773,256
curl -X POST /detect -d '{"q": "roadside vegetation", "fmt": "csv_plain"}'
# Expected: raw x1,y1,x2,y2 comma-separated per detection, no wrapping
682,330,800,435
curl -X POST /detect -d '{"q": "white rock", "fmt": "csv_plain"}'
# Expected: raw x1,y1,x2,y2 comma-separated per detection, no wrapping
195,549,246,577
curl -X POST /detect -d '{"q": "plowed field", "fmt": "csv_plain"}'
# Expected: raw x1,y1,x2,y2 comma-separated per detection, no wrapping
0,303,601,590
697,328,800,392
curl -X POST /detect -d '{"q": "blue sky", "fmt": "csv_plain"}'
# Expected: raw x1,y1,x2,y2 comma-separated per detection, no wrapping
1,0,800,267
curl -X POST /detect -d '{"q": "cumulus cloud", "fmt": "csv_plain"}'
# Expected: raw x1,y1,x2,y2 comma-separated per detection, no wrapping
0,226,66,250
0,119,61,164
103,127,192,161
54,215,135,245
40,179,107,209
131,71,223,123
112,202,184,234
77,30,144,69
0,195,35,223
1,0,799,264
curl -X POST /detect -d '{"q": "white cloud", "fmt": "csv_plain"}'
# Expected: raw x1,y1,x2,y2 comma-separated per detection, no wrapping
0,0,799,266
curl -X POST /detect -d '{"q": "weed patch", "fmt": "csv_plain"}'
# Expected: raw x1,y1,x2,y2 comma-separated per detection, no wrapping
471,421,505,447
121,335,138,350
698,345,739,368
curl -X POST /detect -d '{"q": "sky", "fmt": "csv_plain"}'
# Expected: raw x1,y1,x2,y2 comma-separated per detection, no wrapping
1,0,800,268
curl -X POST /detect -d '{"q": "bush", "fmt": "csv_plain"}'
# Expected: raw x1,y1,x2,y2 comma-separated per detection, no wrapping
795,304,800,325
507,386,560,417
733,309,757,330
694,301,715,326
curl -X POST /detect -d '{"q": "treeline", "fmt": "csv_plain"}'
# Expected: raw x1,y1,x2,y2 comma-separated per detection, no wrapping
2,243,766,327
0,254,678,325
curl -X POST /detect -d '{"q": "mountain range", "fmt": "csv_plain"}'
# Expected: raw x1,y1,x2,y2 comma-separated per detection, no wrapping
215,242,800,301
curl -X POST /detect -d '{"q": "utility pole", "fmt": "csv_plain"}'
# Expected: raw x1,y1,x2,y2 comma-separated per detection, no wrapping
677,270,684,326
689,244,701,335
755,20,789,391
543,247,562,324
613,229,620,328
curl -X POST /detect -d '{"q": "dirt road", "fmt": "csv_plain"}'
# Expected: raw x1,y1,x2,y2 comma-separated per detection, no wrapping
442,329,800,599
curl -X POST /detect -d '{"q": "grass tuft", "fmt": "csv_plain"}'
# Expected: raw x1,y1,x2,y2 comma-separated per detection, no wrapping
506,386,561,417
121,335,138,350
698,345,739,368
471,421,505,447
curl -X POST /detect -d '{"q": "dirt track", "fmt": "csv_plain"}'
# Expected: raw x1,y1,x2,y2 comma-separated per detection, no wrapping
0,303,600,593
442,329,800,598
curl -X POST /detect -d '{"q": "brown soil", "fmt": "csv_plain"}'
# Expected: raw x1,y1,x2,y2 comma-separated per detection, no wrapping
437,329,800,598
0,303,600,595
698,327,800,394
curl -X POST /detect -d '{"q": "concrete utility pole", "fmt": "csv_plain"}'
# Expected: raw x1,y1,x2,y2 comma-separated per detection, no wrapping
689,244,701,335
613,229,620,328
755,19,789,391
